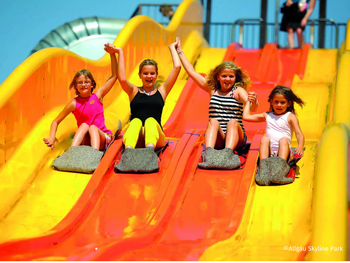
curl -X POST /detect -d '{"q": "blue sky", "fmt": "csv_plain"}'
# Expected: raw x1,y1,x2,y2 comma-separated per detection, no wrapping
0,0,349,84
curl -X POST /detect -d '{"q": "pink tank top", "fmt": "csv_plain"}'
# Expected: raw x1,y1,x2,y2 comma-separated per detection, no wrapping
73,93,112,135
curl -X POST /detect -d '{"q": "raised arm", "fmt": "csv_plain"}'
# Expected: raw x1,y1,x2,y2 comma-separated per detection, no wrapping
289,113,305,156
111,46,137,99
175,37,210,93
95,43,118,100
247,91,259,112
243,101,266,122
43,101,75,148
158,37,181,99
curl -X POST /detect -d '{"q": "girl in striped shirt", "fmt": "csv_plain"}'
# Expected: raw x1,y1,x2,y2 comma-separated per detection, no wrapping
175,38,259,154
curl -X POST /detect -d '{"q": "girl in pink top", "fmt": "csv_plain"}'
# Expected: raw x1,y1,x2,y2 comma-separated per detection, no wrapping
43,43,118,151
243,85,305,161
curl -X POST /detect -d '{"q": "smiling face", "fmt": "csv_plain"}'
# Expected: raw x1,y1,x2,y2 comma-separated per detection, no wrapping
217,68,236,91
271,93,291,115
75,75,93,98
139,65,158,89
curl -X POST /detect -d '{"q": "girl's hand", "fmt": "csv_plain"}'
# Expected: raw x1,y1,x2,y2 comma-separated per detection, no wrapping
248,91,257,104
301,18,307,28
169,37,179,49
104,43,121,54
173,37,182,53
295,146,304,157
43,137,56,149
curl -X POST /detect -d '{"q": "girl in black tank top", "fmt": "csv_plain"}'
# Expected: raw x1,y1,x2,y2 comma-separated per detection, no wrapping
111,38,181,149
130,88,164,129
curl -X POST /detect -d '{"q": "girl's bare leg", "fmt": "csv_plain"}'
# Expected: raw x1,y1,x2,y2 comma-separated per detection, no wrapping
296,28,304,48
287,28,295,48
225,119,244,150
205,118,225,149
278,137,290,160
89,125,107,150
259,136,271,159
72,123,89,146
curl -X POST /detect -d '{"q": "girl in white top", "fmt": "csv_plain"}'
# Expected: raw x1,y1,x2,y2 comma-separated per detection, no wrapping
243,85,305,161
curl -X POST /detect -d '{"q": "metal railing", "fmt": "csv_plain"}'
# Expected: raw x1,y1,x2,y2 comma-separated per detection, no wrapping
212,20,345,49
130,4,346,49
131,4,179,24
231,18,264,47
309,18,339,49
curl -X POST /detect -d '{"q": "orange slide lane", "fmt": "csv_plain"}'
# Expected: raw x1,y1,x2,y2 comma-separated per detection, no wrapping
0,43,309,260
95,131,264,261
86,45,309,261
71,54,272,260
88,84,271,260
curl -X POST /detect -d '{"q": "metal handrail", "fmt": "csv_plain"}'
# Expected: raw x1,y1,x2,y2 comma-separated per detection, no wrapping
130,3,179,19
231,18,264,46
309,18,339,48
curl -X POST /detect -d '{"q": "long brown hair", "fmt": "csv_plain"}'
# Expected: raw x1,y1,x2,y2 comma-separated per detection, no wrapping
69,69,96,95
268,85,305,114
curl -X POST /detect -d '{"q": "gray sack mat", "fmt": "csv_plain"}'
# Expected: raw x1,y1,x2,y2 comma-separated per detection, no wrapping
115,148,159,173
198,147,241,170
255,156,293,186
53,145,103,173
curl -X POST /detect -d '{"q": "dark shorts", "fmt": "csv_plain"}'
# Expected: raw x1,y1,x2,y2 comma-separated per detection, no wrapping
235,132,247,152
280,2,307,32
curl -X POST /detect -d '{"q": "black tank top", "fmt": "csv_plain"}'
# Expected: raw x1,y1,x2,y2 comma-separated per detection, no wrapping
130,89,164,127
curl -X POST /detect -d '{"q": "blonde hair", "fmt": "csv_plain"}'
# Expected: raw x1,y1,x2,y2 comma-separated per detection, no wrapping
139,59,164,88
206,61,251,91
139,59,158,74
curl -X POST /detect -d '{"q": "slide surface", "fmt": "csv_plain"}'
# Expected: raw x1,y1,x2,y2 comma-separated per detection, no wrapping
0,0,204,244
0,0,347,261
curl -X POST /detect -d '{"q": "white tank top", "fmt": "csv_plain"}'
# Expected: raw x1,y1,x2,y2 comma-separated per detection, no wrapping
266,112,292,151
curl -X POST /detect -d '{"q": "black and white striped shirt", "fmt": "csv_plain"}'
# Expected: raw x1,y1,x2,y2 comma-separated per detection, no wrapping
208,88,245,133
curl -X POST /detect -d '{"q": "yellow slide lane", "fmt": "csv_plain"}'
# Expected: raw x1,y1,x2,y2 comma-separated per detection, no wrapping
200,48,340,261
0,0,205,243
310,49,350,261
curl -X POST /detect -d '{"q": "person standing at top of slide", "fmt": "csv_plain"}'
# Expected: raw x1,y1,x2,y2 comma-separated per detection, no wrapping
280,0,316,48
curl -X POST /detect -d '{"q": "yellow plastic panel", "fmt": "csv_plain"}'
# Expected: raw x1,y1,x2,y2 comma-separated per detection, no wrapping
334,51,350,127
291,81,332,140
345,19,350,50
194,47,227,74
311,123,348,261
302,49,337,83
309,49,350,261
0,107,91,243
